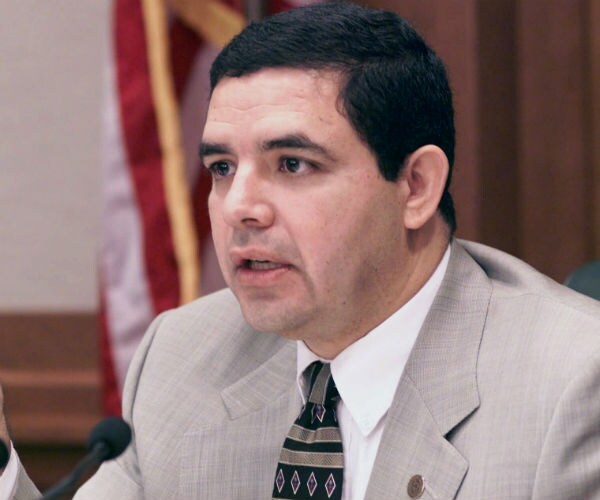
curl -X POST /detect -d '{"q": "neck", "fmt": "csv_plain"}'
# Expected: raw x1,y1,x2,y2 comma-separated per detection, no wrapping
305,217,450,359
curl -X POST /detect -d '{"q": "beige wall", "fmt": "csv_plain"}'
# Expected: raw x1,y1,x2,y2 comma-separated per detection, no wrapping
0,1,109,311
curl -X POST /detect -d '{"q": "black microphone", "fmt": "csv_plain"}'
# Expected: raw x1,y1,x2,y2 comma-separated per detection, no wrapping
41,416,131,499
0,439,8,469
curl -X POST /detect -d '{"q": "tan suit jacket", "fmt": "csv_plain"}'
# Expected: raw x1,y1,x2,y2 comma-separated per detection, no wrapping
14,240,600,498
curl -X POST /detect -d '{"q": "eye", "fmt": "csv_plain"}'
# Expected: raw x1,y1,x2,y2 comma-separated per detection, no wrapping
279,157,313,174
207,161,236,179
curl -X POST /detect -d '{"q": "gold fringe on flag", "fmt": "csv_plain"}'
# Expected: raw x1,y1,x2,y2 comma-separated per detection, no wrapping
141,0,200,304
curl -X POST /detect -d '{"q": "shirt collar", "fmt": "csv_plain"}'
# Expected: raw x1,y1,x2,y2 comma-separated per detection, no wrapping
297,246,450,436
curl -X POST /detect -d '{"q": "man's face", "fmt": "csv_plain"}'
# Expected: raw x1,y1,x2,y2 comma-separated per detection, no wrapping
202,68,411,357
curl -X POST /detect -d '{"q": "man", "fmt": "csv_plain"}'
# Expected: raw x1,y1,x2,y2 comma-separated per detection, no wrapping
2,2,600,498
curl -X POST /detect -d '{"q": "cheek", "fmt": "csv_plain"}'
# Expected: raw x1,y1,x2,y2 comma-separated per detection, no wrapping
207,189,219,218
298,205,368,274
207,195,228,260
302,192,400,275
208,192,223,236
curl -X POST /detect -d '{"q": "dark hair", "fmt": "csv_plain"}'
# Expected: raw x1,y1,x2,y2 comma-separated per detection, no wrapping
210,2,456,233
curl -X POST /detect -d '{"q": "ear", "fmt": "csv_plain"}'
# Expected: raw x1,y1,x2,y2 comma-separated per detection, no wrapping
399,145,449,230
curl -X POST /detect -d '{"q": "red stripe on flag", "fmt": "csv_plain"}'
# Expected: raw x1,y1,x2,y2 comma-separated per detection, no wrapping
99,291,122,415
268,0,317,15
114,0,180,315
170,19,202,100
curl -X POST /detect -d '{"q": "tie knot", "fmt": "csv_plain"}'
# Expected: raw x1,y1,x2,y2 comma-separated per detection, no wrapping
306,361,339,406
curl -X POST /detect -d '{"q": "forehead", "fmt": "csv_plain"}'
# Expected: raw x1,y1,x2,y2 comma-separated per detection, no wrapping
204,68,355,142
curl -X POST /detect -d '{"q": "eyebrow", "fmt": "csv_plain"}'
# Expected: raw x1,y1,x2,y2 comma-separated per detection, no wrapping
199,142,232,158
261,134,336,161
199,134,337,161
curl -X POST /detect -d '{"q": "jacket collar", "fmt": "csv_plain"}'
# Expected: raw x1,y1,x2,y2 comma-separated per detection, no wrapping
404,239,489,434
221,336,296,420
366,240,491,499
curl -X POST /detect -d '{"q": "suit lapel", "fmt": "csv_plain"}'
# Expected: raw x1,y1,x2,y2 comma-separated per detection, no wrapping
180,339,298,499
365,241,492,500
221,339,297,420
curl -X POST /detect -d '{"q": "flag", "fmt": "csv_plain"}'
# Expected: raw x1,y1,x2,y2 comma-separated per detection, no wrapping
100,0,243,415
100,0,317,416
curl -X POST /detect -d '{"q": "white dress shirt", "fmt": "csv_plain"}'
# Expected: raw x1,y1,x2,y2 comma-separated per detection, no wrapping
296,246,449,500
0,248,449,499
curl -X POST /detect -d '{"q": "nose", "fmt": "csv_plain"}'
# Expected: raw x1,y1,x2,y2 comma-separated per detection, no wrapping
222,166,275,229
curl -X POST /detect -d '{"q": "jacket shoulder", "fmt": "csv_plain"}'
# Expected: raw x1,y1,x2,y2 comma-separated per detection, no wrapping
459,239,600,325
130,288,290,396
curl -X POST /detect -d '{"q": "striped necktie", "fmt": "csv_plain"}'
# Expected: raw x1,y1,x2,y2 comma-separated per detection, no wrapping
273,361,344,499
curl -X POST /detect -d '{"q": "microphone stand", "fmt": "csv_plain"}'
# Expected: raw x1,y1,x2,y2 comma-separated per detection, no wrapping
41,442,109,500
41,417,131,499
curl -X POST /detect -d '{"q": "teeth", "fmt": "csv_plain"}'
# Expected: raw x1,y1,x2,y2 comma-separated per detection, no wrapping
247,260,283,270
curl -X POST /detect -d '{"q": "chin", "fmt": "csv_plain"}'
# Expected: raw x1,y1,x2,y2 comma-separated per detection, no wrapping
239,303,311,340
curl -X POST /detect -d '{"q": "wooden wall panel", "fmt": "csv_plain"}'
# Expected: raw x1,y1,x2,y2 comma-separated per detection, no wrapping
517,0,592,279
0,313,101,490
590,0,600,256
476,0,519,254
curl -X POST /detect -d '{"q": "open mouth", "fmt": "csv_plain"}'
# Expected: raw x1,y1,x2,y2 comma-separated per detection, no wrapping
243,259,286,271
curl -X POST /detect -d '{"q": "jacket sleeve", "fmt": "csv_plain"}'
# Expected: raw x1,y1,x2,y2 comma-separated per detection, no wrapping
73,313,168,500
532,350,600,499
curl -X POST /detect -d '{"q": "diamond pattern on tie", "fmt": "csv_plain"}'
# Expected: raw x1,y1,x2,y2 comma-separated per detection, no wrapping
272,361,344,499
312,404,326,423
325,473,336,498
292,471,301,494
307,472,318,496
276,469,285,493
